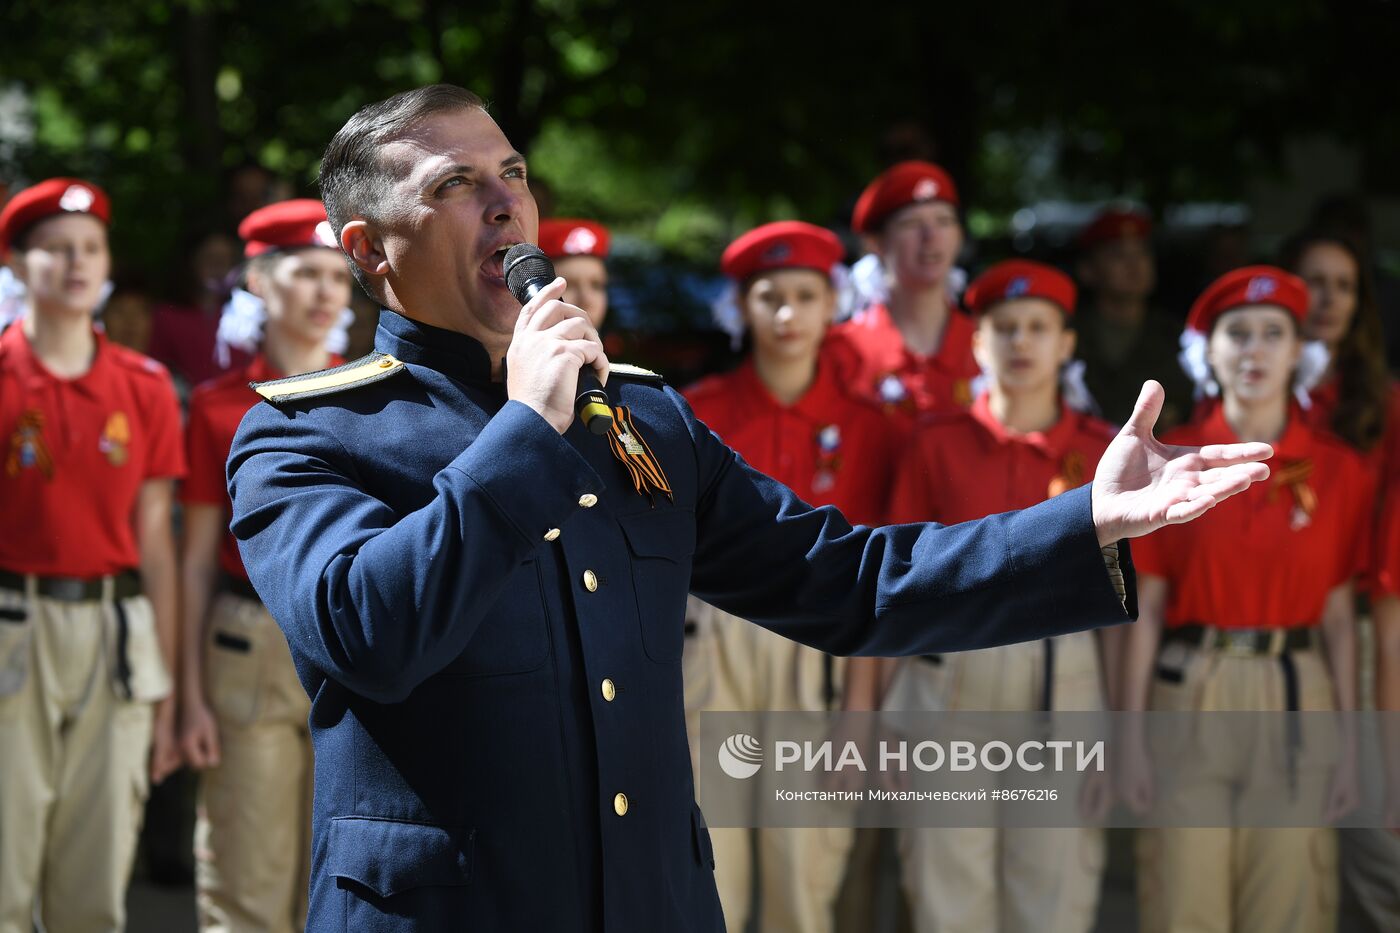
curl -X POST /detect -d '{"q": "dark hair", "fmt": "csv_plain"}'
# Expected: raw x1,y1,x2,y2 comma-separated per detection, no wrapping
1280,228,1388,453
318,85,487,301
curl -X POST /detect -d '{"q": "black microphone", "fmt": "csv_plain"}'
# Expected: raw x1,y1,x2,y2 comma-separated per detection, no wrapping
503,243,614,436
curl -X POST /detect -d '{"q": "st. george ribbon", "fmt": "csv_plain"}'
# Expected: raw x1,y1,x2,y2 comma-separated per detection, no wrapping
503,243,614,435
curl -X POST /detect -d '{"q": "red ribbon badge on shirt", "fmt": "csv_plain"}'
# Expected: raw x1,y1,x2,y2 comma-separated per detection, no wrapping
1268,458,1316,530
6,409,54,479
606,405,673,507
99,411,130,467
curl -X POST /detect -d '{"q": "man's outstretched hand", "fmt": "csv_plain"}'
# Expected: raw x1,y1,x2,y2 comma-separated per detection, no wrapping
1091,381,1273,546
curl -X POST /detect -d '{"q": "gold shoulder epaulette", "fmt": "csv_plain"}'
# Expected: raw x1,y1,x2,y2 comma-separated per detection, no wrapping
251,352,406,404
609,362,665,384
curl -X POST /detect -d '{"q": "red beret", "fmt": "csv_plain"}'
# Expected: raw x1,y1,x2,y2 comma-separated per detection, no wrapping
538,218,610,259
1186,265,1310,334
238,199,337,257
1078,208,1152,250
851,161,959,235
964,259,1078,317
0,178,110,253
720,220,844,283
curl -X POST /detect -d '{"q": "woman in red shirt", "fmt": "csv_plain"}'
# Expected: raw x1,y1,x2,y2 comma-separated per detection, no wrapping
179,199,353,933
1284,229,1400,929
1121,266,1372,933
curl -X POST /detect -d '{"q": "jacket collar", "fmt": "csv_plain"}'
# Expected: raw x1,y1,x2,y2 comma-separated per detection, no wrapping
375,308,496,387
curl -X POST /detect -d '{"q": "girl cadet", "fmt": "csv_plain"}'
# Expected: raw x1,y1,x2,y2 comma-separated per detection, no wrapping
1283,229,1400,931
179,198,353,933
875,259,1113,933
828,160,980,435
682,220,898,933
0,178,184,932
538,217,611,332
1121,266,1373,933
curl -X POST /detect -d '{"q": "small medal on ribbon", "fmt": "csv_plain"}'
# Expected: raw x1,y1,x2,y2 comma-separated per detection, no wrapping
606,405,673,506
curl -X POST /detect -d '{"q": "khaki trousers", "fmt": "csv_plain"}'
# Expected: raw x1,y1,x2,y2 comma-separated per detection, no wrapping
1136,644,1338,933
0,580,168,933
684,598,855,933
195,593,313,933
882,633,1106,933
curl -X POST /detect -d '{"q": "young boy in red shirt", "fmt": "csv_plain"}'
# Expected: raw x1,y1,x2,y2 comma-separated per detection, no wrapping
683,220,898,933
875,259,1114,933
0,178,185,931
827,160,980,434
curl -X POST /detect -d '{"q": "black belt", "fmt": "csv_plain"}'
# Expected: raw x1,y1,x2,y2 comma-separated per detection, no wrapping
218,575,261,602
0,568,142,602
1162,624,1316,657
1164,623,1312,794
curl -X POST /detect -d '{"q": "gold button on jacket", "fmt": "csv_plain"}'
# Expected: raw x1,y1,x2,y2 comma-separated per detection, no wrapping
601,678,616,702
582,570,599,592
613,792,629,816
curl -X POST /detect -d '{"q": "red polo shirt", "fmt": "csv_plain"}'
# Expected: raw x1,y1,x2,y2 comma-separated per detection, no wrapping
887,393,1116,526
1134,404,1375,629
0,324,185,577
683,349,898,525
826,302,979,432
1306,378,1400,597
184,354,340,579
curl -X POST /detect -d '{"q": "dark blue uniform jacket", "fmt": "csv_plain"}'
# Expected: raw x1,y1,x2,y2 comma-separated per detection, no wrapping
228,309,1135,932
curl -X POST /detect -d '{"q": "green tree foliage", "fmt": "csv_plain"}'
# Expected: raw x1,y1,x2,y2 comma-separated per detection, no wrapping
2,0,1398,278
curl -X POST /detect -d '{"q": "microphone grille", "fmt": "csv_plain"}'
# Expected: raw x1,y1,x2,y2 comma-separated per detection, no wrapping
504,243,556,305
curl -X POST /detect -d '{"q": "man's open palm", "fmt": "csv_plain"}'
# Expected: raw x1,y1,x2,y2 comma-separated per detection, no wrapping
1092,381,1273,545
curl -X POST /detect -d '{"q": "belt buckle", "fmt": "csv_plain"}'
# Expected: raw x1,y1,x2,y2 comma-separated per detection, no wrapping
47,578,89,602
1218,630,1261,657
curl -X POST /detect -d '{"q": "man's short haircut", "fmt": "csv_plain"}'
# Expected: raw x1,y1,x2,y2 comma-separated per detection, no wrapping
318,84,487,301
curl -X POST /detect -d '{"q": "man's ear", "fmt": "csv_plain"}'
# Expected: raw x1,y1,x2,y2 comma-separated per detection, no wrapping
342,220,389,282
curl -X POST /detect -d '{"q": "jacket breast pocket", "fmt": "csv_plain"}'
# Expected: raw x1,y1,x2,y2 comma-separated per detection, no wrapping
327,816,473,932
441,557,550,676
619,509,695,662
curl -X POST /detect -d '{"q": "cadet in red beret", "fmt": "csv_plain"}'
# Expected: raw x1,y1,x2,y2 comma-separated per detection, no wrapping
1074,206,1193,430
0,178,185,931
683,220,898,933
538,218,611,331
181,197,353,933
1122,265,1369,933
828,161,979,434
877,259,1113,933
1282,232,1400,925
